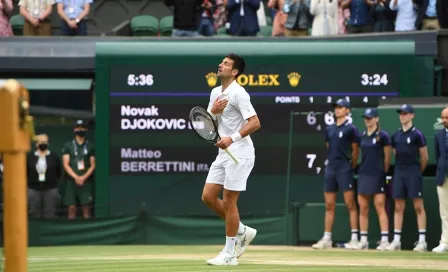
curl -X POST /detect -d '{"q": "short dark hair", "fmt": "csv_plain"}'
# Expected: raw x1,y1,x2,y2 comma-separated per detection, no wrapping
226,53,245,78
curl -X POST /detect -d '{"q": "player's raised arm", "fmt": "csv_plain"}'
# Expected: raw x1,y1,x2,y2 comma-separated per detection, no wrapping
238,115,260,139
207,92,216,117
207,90,228,119
232,91,260,142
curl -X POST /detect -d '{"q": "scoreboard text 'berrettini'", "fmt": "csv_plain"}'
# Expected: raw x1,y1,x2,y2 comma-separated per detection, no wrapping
94,41,415,216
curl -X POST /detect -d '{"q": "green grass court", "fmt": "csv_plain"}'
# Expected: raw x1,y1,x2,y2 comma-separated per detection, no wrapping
22,245,448,271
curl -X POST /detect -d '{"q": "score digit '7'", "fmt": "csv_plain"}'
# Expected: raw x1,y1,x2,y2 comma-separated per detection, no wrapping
306,153,324,174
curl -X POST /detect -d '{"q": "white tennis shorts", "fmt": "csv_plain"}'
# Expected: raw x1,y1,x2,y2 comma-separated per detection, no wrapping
205,155,255,191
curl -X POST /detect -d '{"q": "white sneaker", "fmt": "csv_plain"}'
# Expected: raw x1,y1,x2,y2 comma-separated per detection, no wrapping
235,226,257,258
206,251,238,266
312,239,332,249
353,240,368,250
413,241,427,252
344,240,359,250
432,243,448,253
376,241,390,251
385,240,401,251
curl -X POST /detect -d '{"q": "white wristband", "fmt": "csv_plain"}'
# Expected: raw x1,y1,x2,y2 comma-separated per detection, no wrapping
230,132,242,143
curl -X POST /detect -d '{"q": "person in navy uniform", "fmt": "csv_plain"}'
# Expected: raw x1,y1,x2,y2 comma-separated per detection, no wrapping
352,108,391,251
386,104,428,252
432,107,448,253
312,98,360,250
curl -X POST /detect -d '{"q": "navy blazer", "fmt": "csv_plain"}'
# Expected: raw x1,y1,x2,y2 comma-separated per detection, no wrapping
434,129,448,186
227,0,261,35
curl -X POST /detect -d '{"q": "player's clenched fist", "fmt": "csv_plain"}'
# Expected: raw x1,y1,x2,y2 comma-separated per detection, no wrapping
215,136,233,149
210,97,228,115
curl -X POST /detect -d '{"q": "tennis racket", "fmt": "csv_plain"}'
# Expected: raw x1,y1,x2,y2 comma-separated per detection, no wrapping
189,106,239,164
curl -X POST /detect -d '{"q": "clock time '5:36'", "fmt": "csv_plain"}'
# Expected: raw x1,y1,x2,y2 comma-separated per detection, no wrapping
127,74,154,87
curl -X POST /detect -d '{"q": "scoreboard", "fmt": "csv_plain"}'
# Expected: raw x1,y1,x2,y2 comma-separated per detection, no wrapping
95,41,415,216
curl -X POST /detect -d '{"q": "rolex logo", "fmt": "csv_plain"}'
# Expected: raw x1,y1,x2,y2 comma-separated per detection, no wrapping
287,72,301,87
205,72,218,87
434,118,444,130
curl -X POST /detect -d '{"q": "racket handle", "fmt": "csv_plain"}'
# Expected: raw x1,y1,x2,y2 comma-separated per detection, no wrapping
224,148,239,164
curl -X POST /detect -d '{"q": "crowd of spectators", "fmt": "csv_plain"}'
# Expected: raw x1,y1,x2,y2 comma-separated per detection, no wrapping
0,0,446,37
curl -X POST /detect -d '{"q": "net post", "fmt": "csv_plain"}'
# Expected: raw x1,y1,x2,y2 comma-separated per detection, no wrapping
0,79,35,272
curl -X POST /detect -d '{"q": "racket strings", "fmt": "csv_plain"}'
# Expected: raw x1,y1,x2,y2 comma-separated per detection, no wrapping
190,111,218,141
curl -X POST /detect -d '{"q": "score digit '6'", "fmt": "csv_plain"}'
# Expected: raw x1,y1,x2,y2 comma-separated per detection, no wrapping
324,111,353,126
324,112,335,125
306,111,317,126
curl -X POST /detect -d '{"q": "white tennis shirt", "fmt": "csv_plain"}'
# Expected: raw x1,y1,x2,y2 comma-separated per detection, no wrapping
207,80,257,158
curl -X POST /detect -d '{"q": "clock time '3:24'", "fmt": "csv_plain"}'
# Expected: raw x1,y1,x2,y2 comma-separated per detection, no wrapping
361,74,388,86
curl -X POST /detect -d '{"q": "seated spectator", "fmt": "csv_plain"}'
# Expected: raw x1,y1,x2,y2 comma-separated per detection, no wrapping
342,0,373,34
389,0,417,31
370,0,396,32
283,0,312,37
310,0,339,36
56,0,92,36
268,0,288,36
337,0,350,34
27,134,62,219
227,0,261,36
198,0,216,36
415,0,439,30
0,0,13,36
165,0,202,37
19,0,54,36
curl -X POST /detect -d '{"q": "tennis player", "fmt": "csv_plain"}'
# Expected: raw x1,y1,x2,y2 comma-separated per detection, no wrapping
353,108,391,251
202,53,261,266
386,104,428,252
312,99,360,250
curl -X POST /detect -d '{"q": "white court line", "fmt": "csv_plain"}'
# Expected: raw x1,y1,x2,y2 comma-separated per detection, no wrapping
30,264,199,272
31,269,314,272
246,259,447,270
25,254,448,271
29,260,178,268
28,256,204,262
